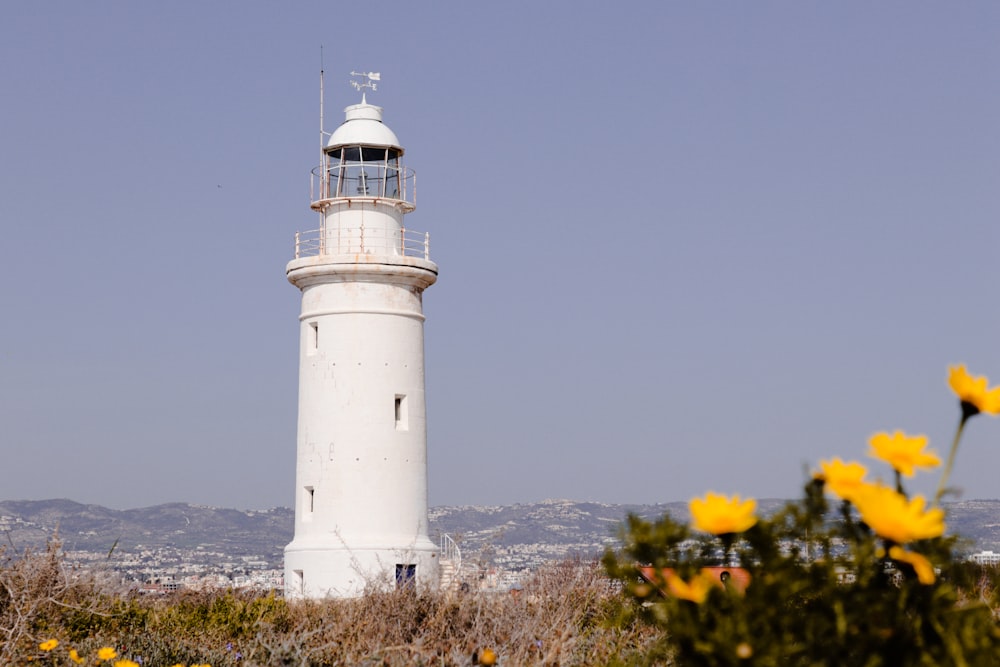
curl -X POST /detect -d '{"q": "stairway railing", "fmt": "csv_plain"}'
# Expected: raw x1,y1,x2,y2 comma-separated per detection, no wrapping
440,534,462,582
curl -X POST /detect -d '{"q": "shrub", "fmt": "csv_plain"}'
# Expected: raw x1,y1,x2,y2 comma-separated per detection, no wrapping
1,556,655,665
604,364,1000,666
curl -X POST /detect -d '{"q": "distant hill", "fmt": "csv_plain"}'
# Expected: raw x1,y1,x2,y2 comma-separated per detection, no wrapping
0,499,291,563
2,498,999,572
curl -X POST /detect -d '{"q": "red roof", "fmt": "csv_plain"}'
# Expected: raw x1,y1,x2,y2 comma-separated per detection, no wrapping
638,565,752,595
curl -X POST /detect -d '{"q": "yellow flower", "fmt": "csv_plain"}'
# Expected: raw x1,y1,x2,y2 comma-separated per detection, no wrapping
853,484,945,543
949,365,1000,416
69,649,85,664
868,431,940,477
478,648,497,665
98,647,118,661
39,639,59,652
631,582,652,598
690,492,758,535
816,458,868,501
666,571,714,603
888,545,936,585
114,661,140,667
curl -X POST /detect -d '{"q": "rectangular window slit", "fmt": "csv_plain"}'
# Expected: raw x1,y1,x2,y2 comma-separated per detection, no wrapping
394,395,408,431
308,322,319,355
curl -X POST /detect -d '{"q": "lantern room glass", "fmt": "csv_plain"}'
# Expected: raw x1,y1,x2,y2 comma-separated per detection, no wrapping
325,146,402,199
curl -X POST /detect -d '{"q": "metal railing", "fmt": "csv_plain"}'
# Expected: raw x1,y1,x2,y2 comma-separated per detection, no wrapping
293,225,431,260
310,164,416,207
440,534,462,577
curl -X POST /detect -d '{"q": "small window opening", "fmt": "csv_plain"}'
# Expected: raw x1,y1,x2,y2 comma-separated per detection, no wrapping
305,486,314,514
394,394,408,431
395,564,416,590
308,322,319,355
294,569,304,594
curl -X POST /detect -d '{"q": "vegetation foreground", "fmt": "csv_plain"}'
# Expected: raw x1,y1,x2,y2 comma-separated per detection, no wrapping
4,544,1000,666
0,549,657,666
5,364,1000,666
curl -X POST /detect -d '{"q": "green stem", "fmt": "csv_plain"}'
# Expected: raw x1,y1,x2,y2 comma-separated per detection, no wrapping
934,414,968,505
720,533,735,566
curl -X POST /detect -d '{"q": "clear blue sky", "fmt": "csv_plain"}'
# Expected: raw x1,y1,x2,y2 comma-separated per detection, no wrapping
1,2,997,510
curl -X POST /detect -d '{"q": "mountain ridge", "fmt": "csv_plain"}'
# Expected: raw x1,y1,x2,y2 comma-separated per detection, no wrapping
2,498,999,575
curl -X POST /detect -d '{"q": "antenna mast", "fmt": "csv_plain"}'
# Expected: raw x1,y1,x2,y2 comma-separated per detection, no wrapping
320,48,327,150
319,47,327,199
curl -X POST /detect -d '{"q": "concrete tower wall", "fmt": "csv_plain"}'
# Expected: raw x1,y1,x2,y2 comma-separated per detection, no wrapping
294,281,431,542
321,201,406,257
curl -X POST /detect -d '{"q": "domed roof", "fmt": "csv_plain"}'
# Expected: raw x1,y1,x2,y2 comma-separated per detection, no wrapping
327,101,402,151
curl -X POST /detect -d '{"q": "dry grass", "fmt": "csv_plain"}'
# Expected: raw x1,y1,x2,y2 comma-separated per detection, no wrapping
0,546,662,666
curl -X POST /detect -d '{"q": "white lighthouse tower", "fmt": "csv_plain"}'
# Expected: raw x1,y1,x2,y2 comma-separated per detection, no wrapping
284,73,440,599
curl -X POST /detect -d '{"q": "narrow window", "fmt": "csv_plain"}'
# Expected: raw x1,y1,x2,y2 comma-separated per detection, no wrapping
394,394,408,431
307,322,319,355
304,486,315,515
294,569,304,594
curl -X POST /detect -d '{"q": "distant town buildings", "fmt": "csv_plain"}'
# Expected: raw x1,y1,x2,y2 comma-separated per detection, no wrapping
7,499,1000,597
969,550,1000,566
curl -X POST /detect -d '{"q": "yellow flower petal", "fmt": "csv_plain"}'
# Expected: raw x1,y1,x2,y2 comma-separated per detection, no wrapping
666,571,714,604
69,649,85,664
868,431,940,477
853,484,945,544
888,546,936,585
817,458,868,501
98,647,118,661
39,639,59,652
689,492,758,535
949,365,1000,416
114,661,140,667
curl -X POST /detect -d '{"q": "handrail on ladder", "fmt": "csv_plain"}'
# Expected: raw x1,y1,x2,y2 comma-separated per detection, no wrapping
440,534,462,578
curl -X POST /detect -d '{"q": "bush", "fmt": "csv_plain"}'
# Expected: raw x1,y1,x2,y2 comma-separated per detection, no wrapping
604,365,1000,666
1,556,655,666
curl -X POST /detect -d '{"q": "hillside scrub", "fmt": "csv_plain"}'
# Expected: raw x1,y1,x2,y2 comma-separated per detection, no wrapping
6,543,1000,665
0,550,659,666
7,548,1000,667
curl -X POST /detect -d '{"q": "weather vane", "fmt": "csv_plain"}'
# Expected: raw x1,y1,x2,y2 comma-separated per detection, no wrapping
349,71,381,97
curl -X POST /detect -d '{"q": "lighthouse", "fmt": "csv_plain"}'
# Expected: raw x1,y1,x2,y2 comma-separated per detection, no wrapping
283,73,439,599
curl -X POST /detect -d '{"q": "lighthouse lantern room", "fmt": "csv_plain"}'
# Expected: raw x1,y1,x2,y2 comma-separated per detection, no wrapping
284,72,439,599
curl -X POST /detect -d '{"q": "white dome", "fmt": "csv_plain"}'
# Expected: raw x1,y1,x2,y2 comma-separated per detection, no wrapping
327,102,402,150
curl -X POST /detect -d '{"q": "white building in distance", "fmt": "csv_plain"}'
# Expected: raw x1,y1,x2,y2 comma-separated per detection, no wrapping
283,74,440,598
969,551,1000,566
